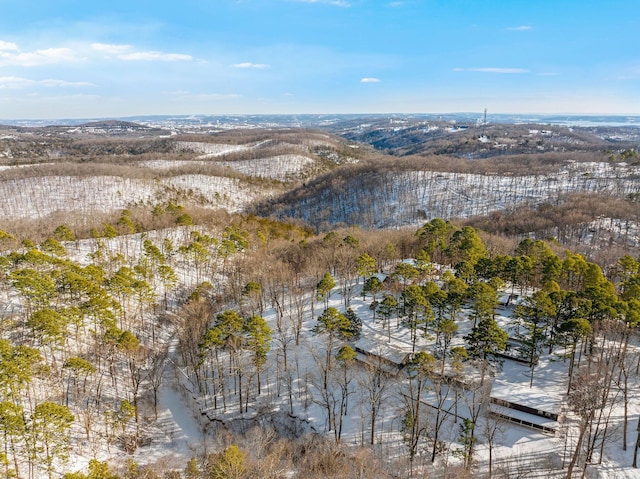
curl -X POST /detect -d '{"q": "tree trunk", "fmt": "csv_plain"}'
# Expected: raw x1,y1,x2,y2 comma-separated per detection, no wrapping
489,444,493,479
238,370,243,414
257,368,262,396
370,404,376,445
567,412,592,478
567,342,577,394
431,407,440,462
633,415,640,468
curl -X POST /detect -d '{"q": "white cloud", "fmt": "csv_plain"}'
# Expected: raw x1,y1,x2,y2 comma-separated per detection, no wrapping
233,62,270,69
0,41,19,51
506,25,533,31
0,76,36,88
0,47,81,67
360,77,381,83
0,41,192,67
0,76,94,89
91,43,133,55
92,43,191,61
453,67,529,74
118,51,192,61
40,79,95,88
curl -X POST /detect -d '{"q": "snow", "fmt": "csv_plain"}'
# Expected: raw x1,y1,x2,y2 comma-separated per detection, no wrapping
219,154,315,181
134,360,205,461
0,175,156,219
141,154,316,181
399,162,640,219
488,403,558,433
286,160,640,228
139,159,208,170
174,141,256,158
164,174,272,211
0,138,318,220
3,123,640,476
1,228,639,478
491,360,565,417
0,173,280,219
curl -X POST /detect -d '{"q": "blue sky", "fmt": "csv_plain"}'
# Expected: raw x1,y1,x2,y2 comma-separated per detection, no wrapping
0,0,638,118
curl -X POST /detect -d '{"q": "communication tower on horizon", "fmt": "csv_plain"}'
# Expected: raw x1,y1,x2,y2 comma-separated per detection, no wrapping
482,108,487,137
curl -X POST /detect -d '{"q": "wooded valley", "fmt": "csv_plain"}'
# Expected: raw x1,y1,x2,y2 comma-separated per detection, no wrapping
0,116,639,478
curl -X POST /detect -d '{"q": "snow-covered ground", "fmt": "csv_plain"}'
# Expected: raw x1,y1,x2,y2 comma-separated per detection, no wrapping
0,173,279,219
140,154,317,182
127,260,638,477
4,157,639,232
1,155,639,477
218,154,316,181
393,162,640,220
0,138,323,220
284,161,640,228
2,224,638,478
174,141,257,158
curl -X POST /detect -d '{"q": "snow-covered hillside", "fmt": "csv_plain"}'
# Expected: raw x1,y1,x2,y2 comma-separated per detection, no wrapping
141,154,317,182
0,173,280,220
174,141,257,158
268,161,640,229
218,154,316,181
